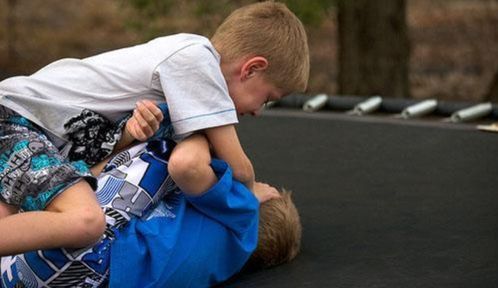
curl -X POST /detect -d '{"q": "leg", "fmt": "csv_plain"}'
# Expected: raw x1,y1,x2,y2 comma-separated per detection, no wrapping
168,134,217,196
0,111,105,256
0,202,17,218
0,179,105,256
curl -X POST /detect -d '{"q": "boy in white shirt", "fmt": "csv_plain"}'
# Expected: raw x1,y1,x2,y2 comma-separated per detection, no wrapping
0,1,309,256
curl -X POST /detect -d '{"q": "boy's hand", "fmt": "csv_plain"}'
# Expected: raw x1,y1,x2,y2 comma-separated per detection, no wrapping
253,182,281,204
126,100,164,141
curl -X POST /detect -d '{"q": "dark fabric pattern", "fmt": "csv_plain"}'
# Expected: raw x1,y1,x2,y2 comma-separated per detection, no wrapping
64,109,130,165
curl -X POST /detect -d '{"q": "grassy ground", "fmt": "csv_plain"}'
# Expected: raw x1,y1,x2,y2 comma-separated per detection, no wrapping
0,0,497,102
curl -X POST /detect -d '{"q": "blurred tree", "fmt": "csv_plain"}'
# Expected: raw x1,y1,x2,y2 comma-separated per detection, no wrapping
282,0,334,26
6,0,17,64
485,70,498,103
126,0,173,16
122,0,245,40
122,0,335,40
337,0,410,98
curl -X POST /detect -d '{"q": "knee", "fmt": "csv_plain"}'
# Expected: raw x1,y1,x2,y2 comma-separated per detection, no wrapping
69,206,106,247
168,148,210,183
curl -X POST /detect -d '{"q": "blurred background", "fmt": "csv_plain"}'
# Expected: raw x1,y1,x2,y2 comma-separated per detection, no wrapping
0,0,497,103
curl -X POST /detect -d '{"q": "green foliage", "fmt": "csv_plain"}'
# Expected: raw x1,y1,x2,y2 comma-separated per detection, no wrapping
124,0,334,25
122,0,334,40
282,0,336,26
126,0,174,17
193,1,229,16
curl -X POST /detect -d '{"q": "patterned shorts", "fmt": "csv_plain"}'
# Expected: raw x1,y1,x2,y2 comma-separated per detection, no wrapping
0,108,97,211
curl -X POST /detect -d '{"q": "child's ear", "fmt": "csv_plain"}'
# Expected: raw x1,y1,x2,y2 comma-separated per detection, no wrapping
241,56,268,80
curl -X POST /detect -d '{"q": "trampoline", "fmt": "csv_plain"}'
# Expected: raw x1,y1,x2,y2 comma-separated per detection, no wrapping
225,109,498,287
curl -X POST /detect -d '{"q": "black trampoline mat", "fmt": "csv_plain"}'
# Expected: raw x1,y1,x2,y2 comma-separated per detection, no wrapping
224,110,498,288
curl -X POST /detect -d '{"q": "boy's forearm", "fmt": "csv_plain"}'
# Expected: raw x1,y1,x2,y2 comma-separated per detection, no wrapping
232,160,255,192
204,125,255,191
91,156,111,177
90,128,133,177
113,128,136,153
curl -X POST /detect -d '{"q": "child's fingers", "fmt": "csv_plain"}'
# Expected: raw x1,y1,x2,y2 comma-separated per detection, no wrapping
253,182,281,203
133,107,154,138
129,100,164,141
141,100,164,123
126,118,147,141
262,184,280,199
140,100,163,123
136,101,161,132
267,188,281,200
132,120,148,141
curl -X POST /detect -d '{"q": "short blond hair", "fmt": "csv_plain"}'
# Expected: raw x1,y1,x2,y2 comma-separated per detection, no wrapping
248,190,302,269
211,1,310,94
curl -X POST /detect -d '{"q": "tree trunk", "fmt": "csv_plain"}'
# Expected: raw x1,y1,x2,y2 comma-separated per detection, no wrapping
6,0,18,64
485,70,498,103
338,0,410,98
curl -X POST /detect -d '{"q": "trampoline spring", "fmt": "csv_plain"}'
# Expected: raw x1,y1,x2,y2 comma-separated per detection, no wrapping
449,103,493,123
263,100,277,109
303,94,328,112
399,99,438,119
347,96,383,116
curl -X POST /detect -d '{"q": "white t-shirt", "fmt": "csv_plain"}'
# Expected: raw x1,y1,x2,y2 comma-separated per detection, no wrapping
0,33,237,144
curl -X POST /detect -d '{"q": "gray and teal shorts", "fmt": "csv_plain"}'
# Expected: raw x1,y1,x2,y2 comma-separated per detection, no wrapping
0,107,97,212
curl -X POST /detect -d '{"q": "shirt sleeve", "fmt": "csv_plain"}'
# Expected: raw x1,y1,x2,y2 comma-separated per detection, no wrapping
156,43,238,141
185,159,259,236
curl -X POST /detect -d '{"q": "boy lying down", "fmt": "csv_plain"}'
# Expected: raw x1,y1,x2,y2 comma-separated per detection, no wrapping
0,131,301,287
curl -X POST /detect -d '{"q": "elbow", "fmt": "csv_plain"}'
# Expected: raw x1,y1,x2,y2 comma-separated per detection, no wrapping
168,152,202,181
66,207,106,248
168,148,213,195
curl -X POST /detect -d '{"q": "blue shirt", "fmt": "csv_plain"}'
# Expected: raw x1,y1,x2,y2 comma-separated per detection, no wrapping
110,159,259,288
0,142,259,288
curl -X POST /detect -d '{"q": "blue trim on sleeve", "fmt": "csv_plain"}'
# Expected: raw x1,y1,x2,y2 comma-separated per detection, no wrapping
171,108,236,124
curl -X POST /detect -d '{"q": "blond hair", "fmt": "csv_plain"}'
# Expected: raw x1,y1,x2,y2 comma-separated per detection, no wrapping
211,1,310,94
248,190,302,269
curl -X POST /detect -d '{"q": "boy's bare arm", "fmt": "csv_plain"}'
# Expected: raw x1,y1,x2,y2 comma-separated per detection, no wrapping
204,125,255,191
90,156,111,177
168,134,218,195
